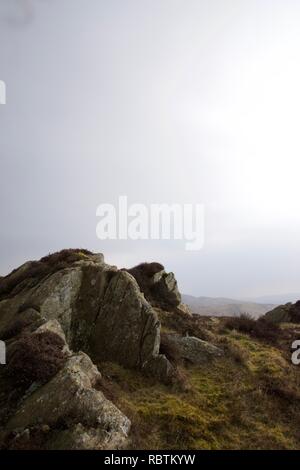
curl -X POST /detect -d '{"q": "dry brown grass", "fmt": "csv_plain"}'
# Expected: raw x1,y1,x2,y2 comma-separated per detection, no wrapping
224,314,280,343
218,336,249,366
124,262,165,304
159,308,212,341
6,331,68,386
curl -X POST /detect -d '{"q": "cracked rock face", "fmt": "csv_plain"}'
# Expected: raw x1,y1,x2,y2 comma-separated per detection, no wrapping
0,250,174,449
0,253,168,371
90,270,161,368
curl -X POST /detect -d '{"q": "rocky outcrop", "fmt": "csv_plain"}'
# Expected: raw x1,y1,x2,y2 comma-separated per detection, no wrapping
0,252,169,373
0,249,178,449
264,301,300,324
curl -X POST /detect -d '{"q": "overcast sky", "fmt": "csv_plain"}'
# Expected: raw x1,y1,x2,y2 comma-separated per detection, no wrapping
1,0,300,299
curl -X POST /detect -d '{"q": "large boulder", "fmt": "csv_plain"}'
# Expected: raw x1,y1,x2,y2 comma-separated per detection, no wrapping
5,352,130,450
125,262,181,310
163,333,223,365
0,251,169,373
89,270,161,368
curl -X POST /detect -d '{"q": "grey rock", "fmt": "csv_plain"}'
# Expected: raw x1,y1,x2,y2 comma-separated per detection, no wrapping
155,272,181,308
164,334,223,364
6,352,130,449
142,354,175,383
90,270,161,368
0,253,166,373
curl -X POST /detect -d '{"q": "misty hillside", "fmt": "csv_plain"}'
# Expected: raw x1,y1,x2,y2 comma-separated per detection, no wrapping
182,294,275,319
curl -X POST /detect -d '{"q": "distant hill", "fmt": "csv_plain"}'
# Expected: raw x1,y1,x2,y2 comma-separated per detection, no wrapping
182,294,275,318
247,293,300,305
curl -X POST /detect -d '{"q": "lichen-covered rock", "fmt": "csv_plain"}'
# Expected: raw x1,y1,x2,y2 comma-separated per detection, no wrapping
6,352,130,449
163,334,223,364
90,270,161,368
0,267,82,344
155,272,181,308
0,252,167,373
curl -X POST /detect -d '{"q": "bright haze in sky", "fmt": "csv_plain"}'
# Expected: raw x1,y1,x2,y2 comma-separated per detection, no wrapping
1,0,300,299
